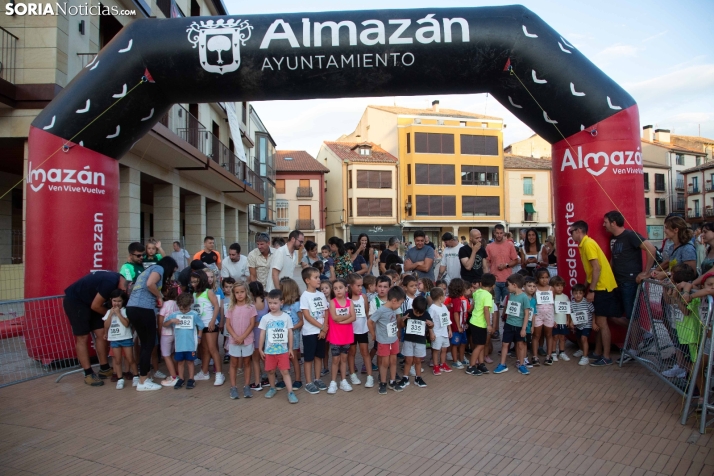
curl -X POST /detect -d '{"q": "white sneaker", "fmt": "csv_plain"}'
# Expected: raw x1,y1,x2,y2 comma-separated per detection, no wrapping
573,350,584,358
154,370,167,379
365,375,375,388
214,372,225,386
340,380,353,392
559,353,570,362
137,380,162,391
327,381,338,394
409,365,416,376
579,357,589,366
551,353,559,362
116,379,125,390
349,373,361,385
193,358,202,366
161,376,177,387
194,370,210,381
447,352,453,361
662,365,686,378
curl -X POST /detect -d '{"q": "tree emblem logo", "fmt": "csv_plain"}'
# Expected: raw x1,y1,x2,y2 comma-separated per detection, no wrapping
187,18,253,75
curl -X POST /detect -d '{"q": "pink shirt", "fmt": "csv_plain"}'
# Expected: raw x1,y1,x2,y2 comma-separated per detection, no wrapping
328,298,354,346
486,240,519,282
159,300,178,336
225,304,257,345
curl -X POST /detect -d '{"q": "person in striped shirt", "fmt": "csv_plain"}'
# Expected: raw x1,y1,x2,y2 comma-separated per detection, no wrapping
570,283,595,366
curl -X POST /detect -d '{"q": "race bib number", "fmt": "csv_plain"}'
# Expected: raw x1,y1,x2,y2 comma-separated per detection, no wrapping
537,291,554,305
572,311,588,326
109,324,122,337
387,322,398,337
268,328,288,344
506,301,521,317
439,312,450,328
191,303,203,316
556,301,571,314
354,302,366,318
406,320,425,336
310,297,326,314
177,315,193,329
336,307,349,317
671,307,684,323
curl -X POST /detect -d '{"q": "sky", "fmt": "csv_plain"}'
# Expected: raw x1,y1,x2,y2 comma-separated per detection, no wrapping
224,0,714,157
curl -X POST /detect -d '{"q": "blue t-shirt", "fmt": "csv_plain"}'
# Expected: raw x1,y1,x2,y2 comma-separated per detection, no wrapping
505,292,532,327
352,254,367,274
527,295,537,333
167,310,201,352
127,265,164,309
282,302,302,327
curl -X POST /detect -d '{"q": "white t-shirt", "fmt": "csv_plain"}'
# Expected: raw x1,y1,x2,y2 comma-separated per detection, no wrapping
351,295,368,334
368,296,386,316
429,303,450,337
266,245,298,292
441,244,463,283
300,290,328,336
220,255,249,281
103,308,132,341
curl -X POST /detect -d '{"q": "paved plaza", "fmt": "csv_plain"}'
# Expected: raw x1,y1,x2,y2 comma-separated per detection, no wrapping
1,351,713,476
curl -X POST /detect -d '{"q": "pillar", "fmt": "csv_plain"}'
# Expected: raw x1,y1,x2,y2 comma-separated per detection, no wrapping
153,183,180,250
224,206,239,247
206,201,225,253
185,194,205,257
238,210,249,250
118,166,141,265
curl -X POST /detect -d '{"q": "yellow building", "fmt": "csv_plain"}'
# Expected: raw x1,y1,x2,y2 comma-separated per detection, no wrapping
341,101,504,244
504,133,551,158
503,155,553,240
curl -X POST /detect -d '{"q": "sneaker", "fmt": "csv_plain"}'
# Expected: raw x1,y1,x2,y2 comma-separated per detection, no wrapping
193,358,202,366
573,350,584,358
174,378,185,389
621,352,636,364
524,358,533,368
409,365,416,376
161,376,178,387
137,380,162,391
559,353,570,362
477,363,489,374
518,365,530,375
275,381,286,390
378,382,387,395
484,356,494,364
132,376,140,387
287,391,299,404
315,380,328,391
590,358,613,367
662,365,686,378
361,364,367,374
538,347,547,356
372,363,378,371
214,373,225,386
545,357,553,366
230,386,240,399
494,364,508,374
414,376,427,387
84,373,104,387
116,379,125,390
579,356,589,366
551,353,559,362
293,381,303,390
223,354,230,364
462,359,469,366
304,382,320,394
243,385,253,398
265,387,277,398
320,368,329,377
97,367,113,379
433,365,442,376
365,375,375,388
110,373,119,383
531,357,541,367
452,361,464,370
154,370,167,379
186,379,195,389
447,352,453,361
349,373,361,385
340,380,353,392
441,363,452,373
194,371,210,381
249,383,263,391
327,381,338,394
261,378,270,387
400,376,410,387
587,352,602,360
388,381,404,392
465,366,482,376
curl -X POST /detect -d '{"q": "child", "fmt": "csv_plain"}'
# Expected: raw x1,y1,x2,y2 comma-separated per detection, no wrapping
531,268,554,366
466,274,495,376
445,278,469,369
368,285,407,394
163,293,202,389
249,281,269,391
314,260,328,281
418,278,434,306
279,277,303,390
258,289,298,404
401,275,418,314
321,245,335,279
400,295,432,387
368,276,391,371
570,283,595,366
103,290,136,390
319,279,334,373
494,274,531,375
300,267,329,394
327,278,356,393
435,280,448,295
225,280,257,399
550,275,571,362
384,269,400,287
191,270,224,385
429,287,452,375
523,276,537,367
220,277,235,364
663,264,701,379
157,284,180,387
363,275,377,302
347,274,374,386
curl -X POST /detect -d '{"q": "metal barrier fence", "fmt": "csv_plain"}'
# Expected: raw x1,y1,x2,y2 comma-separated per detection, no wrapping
0,295,82,388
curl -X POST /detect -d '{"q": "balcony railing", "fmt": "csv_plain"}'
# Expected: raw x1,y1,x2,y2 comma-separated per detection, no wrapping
524,211,538,222
0,26,18,84
688,185,700,194
676,179,685,190
296,186,313,198
654,183,666,192
706,183,714,192
688,210,702,219
675,200,685,211
706,208,714,217
76,52,98,69
250,205,275,225
296,219,315,230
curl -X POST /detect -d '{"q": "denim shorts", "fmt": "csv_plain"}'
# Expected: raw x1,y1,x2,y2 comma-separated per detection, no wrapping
174,351,197,361
495,282,509,308
110,338,134,348
450,331,467,346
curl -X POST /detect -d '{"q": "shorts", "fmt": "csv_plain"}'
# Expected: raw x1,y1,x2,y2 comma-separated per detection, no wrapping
202,327,219,333
575,327,592,338
377,341,400,356
502,323,526,343
63,297,104,336
174,351,197,362
303,334,326,362
229,343,254,358
160,335,174,356
450,331,467,346
265,352,290,371
495,282,508,308
402,341,426,358
431,335,450,350
110,338,134,348
330,344,350,356
468,326,488,346
292,329,302,350
353,332,369,345
534,311,555,328
593,290,622,318
552,324,570,336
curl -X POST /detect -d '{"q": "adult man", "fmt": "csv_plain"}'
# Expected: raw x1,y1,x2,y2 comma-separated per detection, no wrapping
570,220,620,367
437,232,463,283
119,242,145,283
459,229,490,284
194,236,221,271
63,272,127,386
404,230,435,279
379,236,400,274
171,241,191,272
248,233,273,287
486,224,519,338
267,230,304,291
221,242,250,281
177,259,206,292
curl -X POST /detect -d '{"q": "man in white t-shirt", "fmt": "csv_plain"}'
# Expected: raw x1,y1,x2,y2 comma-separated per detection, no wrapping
437,232,463,283
221,243,250,281
266,230,304,291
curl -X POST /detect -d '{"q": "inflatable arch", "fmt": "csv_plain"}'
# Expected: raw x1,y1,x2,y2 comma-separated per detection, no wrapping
27,5,644,301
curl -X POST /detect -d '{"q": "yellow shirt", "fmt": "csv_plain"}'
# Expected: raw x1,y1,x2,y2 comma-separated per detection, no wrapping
578,236,618,292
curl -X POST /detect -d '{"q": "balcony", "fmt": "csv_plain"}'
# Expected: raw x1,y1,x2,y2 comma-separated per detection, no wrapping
296,219,316,230
707,182,714,192
676,179,684,190
675,200,685,211
296,187,313,199
654,184,666,193
688,210,702,219
524,212,538,222
688,184,700,194
0,27,18,84
706,208,714,217
250,204,275,225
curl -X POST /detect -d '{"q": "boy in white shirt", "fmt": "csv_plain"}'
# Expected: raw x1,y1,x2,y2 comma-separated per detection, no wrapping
428,287,452,376
300,267,329,395
102,289,136,390
259,289,298,404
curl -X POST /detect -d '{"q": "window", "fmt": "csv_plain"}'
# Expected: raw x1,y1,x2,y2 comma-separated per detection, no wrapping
643,173,649,191
276,200,289,228
676,154,685,165
415,164,455,184
406,133,411,153
697,157,702,166
348,199,352,217
414,133,455,154
275,179,285,194
645,198,650,216
242,101,248,124
357,198,392,216
655,198,667,216
356,170,391,188
523,177,533,195
654,174,665,192
348,170,352,189
462,196,500,216
415,195,456,216
694,200,701,216
407,164,411,185
461,166,499,185
460,134,499,155
359,147,371,156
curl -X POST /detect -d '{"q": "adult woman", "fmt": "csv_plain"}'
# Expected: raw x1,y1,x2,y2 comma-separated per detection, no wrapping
328,236,353,280
346,242,369,276
356,233,375,276
126,256,177,391
653,216,697,279
301,240,322,269
539,235,557,276
699,223,714,275
519,228,541,276
192,269,224,386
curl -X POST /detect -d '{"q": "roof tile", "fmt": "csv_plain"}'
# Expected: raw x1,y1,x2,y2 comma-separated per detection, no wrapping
504,154,552,170
323,141,398,164
275,150,330,173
